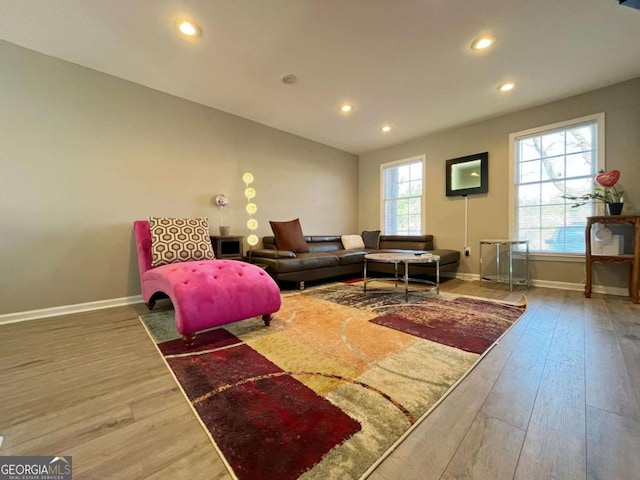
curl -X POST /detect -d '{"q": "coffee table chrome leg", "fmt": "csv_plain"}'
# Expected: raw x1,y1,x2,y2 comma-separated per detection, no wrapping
394,262,399,287
436,259,440,294
404,261,409,301
363,259,368,294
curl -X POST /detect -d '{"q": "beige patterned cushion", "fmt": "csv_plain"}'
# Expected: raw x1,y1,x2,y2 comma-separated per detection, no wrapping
149,217,214,267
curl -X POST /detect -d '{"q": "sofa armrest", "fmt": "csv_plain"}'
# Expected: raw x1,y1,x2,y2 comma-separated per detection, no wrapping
251,249,297,259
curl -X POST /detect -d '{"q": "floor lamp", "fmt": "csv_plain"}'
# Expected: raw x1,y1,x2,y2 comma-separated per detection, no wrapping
243,172,259,263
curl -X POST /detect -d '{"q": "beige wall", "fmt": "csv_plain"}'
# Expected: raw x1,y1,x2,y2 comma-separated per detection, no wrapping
0,41,358,315
359,77,640,288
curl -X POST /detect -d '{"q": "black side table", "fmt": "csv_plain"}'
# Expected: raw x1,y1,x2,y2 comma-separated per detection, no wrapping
210,235,244,260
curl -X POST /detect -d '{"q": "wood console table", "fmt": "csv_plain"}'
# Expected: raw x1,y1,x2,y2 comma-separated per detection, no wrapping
585,215,640,303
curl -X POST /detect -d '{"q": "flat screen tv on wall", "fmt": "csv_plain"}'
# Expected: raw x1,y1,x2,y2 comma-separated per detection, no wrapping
445,152,488,197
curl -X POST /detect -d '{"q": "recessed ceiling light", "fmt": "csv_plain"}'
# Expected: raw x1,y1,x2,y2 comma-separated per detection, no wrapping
471,35,495,51
498,82,515,92
381,125,392,133
177,20,200,37
280,74,297,85
341,104,353,113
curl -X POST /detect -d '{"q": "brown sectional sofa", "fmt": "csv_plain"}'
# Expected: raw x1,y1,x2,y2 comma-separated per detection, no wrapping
250,234,460,288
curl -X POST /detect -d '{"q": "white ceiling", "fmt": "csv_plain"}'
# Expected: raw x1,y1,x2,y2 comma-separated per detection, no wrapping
1,0,639,154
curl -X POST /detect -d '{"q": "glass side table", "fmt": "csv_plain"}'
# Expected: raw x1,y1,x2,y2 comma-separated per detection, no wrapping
479,239,530,291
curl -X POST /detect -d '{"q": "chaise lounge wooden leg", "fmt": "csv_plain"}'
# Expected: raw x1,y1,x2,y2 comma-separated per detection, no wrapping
182,333,196,347
262,314,272,326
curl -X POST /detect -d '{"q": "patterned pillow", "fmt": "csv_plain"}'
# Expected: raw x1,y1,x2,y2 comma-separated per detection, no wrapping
149,217,215,267
341,234,365,250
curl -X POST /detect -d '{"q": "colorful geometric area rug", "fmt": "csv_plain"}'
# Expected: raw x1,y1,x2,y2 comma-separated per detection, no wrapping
139,281,527,480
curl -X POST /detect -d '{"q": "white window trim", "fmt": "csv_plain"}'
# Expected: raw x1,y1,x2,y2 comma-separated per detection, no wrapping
508,112,605,260
380,154,426,235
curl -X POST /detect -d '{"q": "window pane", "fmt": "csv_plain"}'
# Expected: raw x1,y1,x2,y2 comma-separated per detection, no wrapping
541,131,565,157
408,215,421,235
518,206,541,229
520,160,541,184
566,125,593,154
541,181,565,205
519,228,541,251
384,170,397,197
398,164,413,182
541,156,564,181
540,204,566,228
543,226,585,253
520,138,542,161
565,177,593,198
566,152,593,178
567,204,591,223
408,197,421,214
518,184,541,206
397,197,408,213
397,182,411,196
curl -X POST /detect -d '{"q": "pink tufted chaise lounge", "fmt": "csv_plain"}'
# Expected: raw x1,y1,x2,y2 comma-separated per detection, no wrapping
134,220,281,346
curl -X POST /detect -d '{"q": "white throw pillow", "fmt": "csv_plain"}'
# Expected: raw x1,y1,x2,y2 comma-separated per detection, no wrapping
341,234,365,250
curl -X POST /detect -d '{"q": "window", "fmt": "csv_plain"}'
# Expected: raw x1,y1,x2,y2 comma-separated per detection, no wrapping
381,156,424,235
510,113,604,254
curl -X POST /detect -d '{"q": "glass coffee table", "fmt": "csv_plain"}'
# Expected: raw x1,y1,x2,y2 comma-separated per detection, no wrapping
363,252,440,301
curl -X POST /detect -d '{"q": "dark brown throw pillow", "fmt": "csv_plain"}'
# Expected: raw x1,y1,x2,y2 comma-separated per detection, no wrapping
362,230,381,249
270,218,310,252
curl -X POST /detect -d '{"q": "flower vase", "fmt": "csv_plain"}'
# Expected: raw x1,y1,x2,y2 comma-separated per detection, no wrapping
219,226,231,236
606,202,623,216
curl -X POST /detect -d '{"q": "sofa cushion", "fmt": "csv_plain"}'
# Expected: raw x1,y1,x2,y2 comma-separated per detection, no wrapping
148,217,214,267
269,218,310,253
338,250,368,265
265,252,340,273
341,234,365,250
308,236,344,252
361,230,381,249
379,235,433,251
249,249,297,259
430,249,460,266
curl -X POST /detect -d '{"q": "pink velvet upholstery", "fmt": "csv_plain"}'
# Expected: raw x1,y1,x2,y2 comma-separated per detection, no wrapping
134,220,281,337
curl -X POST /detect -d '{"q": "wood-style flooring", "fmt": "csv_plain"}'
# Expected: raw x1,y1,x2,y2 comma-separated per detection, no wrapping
1,280,639,479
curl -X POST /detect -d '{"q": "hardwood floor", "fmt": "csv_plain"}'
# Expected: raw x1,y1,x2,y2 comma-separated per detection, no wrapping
1,280,638,479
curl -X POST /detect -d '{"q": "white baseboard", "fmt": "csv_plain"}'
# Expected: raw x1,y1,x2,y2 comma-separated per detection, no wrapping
455,273,630,297
0,295,144,326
